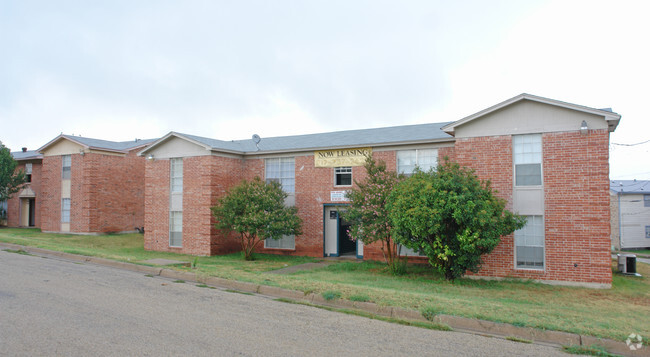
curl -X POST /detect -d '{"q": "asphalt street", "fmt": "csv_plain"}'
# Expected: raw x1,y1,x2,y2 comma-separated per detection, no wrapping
0,250,567,356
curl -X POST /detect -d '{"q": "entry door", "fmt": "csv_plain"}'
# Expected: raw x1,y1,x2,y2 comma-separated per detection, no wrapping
324,207,339,256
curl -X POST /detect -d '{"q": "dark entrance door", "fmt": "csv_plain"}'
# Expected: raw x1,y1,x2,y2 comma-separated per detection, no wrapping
28,198,35,227
338,214,355,255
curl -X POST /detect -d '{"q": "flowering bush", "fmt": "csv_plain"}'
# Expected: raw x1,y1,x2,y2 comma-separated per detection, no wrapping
343,156,403,273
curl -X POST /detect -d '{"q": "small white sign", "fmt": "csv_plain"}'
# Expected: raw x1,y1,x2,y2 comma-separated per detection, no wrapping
330,191,348,202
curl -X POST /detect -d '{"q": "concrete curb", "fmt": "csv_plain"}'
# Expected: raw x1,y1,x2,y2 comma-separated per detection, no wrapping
1,242,646,357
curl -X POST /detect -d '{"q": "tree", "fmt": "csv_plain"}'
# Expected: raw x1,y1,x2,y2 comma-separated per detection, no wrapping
211,177,302,261
0,141,26,202
342,155,403,273
388,159,526,281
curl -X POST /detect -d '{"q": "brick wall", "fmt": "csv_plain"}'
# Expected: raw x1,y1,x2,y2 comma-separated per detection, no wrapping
144,158,170,251
40,156,62,232
40,151,147,234
455,131,612,285
143,155,242,255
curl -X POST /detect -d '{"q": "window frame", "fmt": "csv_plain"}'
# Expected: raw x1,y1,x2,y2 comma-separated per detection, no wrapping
25,163,32,183
61,198,71,223
514,215,545,270
169,211,182,247
513,134,543,187
62,155,71,180
334,166,352,187
644,195,650,208
265,157,295,193
397,148,438,176
264,235,296,250
170,158,183,193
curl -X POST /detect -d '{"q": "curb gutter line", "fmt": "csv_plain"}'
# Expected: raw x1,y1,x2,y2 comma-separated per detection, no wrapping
1,242,645,357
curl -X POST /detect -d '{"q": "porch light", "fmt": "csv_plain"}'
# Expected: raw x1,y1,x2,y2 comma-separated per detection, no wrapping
580,120,588,135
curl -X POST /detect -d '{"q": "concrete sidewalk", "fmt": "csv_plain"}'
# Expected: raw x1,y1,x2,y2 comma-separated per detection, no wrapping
1,242,645,357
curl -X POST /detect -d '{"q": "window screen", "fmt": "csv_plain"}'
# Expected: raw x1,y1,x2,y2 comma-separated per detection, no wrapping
515,215,544,269
513,135,542,186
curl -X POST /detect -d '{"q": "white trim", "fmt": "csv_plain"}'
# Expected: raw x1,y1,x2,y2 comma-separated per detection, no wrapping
442,93,621,135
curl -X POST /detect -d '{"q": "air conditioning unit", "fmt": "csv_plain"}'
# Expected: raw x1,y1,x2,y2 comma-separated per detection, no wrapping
617,254,641,276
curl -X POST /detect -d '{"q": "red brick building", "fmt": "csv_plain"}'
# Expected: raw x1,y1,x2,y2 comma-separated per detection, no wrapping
140,94,620,288
5,149,43,228
34,135,155,234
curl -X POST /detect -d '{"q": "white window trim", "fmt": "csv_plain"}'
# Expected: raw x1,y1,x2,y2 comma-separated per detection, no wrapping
169,211,182,248
170,158,183,193
397,148,438,176
514,215,545,271
61,198,71,223
265,157,295,193
513,134,543,188
62,155,71,180
334,167,352,187
264,235,296,250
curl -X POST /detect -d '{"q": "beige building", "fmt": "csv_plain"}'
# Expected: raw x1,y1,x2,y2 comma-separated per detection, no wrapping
610,180,650,249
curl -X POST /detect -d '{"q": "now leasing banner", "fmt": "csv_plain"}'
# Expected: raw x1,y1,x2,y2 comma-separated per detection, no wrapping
314,147,372,167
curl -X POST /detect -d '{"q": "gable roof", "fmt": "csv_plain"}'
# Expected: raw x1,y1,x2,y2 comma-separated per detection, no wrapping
141,122,454,156
441,93,622,135
38,134,157,154
610,180,650,194
11,150,43,161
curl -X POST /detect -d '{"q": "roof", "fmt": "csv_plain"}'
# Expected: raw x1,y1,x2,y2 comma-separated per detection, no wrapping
441,93,622,135
610,180,650,194
142,122,454,155
11,150,43,161
38,134,157,154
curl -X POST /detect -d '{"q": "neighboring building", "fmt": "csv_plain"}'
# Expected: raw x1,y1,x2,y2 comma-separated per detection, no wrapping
37,135,155,234
6,148,43,228
610,180,650,249
140,93,620,288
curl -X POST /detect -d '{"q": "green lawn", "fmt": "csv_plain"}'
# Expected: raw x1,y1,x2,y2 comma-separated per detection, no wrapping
1,228,648,342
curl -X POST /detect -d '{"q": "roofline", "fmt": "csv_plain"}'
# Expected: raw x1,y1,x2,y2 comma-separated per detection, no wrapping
138,132,213,156
36,134,153,154
236,137,456,156
12,154,43,161
441,93,622,135
140,131,455,157
38,134,139,155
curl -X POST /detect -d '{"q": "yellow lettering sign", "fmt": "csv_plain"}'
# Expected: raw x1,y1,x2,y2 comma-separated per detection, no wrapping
314,147,372,167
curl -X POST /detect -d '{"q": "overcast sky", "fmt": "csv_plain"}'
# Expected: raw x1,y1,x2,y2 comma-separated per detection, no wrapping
1,0,648,179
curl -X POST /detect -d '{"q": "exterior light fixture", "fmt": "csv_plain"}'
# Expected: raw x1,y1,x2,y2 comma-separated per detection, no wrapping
580,120,588,135
147,154,154,161
80,149,85,156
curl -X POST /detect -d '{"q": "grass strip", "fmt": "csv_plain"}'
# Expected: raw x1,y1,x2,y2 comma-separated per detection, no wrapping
561,345,622,357
274,297,452,331
224,289,254,296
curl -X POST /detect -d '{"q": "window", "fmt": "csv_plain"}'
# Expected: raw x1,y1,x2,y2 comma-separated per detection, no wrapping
0,200,7,219
397,149,438,175
334,167,352,186
265,157,295,193
645,195,650,207
264,235,295,249
61,198,71,223
646,226,650,239
169,211,182,247
515,215,544,269
25,163,32,183
170,158,183,193
62,155,71,179
513,134,542,186
399,244,425,257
